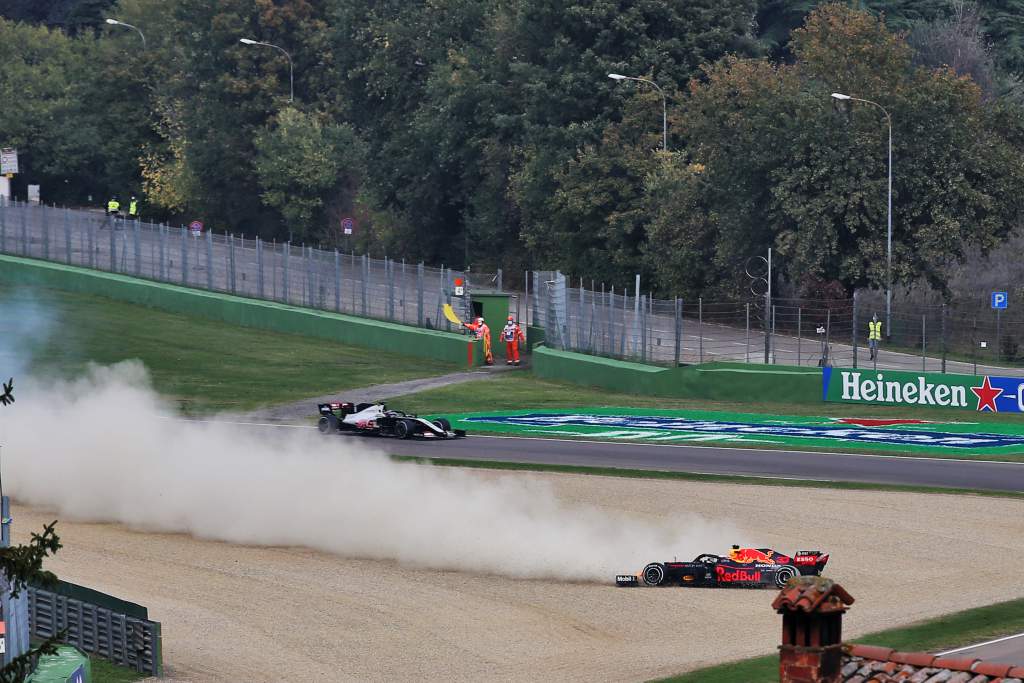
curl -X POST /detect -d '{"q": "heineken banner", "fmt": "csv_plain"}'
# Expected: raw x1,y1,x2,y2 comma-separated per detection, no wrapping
823,367,1024,412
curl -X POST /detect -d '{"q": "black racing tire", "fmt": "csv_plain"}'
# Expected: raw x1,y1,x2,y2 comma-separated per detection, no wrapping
317,415,338,434
433,418,452,432
394,419,414,439
774,565,799,588
642,563,666,587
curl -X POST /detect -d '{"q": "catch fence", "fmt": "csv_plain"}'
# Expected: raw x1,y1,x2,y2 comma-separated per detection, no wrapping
0,200,502,334
4,201,1023,377
532,273,1024,377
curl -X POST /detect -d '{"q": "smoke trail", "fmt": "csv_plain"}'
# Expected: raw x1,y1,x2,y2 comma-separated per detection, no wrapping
0,289,56,381
0,362,744,582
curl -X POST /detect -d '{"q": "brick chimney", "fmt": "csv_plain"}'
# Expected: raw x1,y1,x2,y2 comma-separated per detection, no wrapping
772,576,855,683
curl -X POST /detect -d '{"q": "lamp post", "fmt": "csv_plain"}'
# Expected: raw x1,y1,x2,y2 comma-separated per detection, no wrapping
105,18,146,49
608,73,667,152
240,38,294,103
832,92,892,340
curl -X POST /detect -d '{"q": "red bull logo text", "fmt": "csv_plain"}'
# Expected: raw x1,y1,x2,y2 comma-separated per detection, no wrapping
716,566,762,582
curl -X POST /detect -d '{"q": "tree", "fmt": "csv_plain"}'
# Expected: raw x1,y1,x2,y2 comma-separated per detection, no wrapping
253,108,363,243
677,3,1024,298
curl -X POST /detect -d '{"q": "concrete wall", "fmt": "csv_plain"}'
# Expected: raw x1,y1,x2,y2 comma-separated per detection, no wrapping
0,255,479,366
532,345,822,402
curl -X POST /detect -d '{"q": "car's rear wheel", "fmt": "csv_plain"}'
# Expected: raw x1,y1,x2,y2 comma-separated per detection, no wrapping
774,565,799,588
394,419,414,439
317,415,338,434
642,563,666,586
433,418,452,432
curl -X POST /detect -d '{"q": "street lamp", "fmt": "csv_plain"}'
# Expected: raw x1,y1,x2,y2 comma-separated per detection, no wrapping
608,73,667,152
240,38,294,103
105,18,146,49
832,91,893,340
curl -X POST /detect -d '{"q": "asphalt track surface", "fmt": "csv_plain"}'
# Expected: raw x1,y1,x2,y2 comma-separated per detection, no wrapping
229,422,1024,492
939,633,1024,667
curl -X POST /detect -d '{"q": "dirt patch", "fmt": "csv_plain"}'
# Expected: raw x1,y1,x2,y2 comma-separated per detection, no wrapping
15,473,1024,682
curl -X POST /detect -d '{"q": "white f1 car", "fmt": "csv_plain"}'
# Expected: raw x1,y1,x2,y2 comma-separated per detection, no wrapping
316,402,466,439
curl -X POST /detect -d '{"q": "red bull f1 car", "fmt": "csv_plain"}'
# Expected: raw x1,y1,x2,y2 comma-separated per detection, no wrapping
317,401,466,439
616,546,829,588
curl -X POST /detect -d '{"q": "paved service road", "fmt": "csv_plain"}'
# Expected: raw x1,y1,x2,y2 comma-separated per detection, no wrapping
226,422,1024,492
938,633,1024,667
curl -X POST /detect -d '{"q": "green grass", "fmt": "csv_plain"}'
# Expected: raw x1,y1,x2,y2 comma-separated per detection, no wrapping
393,456,1024,499
656,597,1024,682
90,655,145,682
5,287,457,413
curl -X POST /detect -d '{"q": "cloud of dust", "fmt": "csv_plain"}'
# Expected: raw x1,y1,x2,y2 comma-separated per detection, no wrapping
0,362,745,582
0,289,55,380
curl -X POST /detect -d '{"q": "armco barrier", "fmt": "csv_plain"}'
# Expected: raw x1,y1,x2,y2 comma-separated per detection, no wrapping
0,255,481,365
532,345,821,402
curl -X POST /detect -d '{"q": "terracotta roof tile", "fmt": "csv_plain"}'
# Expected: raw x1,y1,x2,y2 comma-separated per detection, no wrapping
840,652,1024,683
772,576,855,613
974,663,1014,678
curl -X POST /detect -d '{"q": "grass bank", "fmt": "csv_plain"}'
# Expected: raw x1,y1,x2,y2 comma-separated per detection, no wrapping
3,287,457,413
657,596,1024,682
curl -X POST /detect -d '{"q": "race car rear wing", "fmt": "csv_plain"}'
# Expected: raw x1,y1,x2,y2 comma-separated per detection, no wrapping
318,402,355,416
794,550,829,571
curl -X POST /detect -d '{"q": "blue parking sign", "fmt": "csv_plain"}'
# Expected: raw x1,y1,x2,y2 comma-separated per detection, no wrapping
992,291,1008,309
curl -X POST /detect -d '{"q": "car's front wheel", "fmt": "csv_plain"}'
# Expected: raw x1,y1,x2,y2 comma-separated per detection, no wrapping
433,418,452,432
642,563,666,586
317,415,338,434
774,565,799,588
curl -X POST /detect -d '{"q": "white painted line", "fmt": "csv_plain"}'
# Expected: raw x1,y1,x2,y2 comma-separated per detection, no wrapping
936,631,1024,656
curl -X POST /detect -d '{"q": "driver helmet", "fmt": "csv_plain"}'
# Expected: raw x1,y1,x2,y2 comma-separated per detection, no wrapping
729,545,742,561
508,315,514,321
477,317,484,323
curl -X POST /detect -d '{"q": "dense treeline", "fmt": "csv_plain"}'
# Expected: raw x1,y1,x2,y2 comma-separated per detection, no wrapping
3,0,1024,299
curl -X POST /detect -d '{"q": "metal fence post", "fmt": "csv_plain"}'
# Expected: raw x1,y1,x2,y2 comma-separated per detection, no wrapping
205,230,213,290
941,303,947,373
283,242,291,303
631,275,642,356
158,225,165,280
361,254,369,316
88,214,96,268
110,219,118,271
996,307,1002,363
922,314,927,371
20,204,28,256
133,220,141,275
640,295,647,361
387,257,395,320
746,302,751,363
797,307,802,366
972,317,978,375
416,263,424,326
698,297,704,364
257,238,265,298
333,249,340,312
180,227,188,284
229,234,237,294
771,305,777,364
852,290,858,369
63,208,72,264
41,206,50,260
674,297,682,366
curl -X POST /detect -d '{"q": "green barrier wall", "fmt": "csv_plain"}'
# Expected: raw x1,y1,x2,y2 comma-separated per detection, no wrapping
26,646,90,683
0,255,480,366
532,345,821,402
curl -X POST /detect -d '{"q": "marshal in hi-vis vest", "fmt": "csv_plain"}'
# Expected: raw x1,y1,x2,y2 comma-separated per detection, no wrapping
868,320,882,341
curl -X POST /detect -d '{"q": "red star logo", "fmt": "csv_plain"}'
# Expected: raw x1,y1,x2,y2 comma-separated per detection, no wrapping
971,376,1003,412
